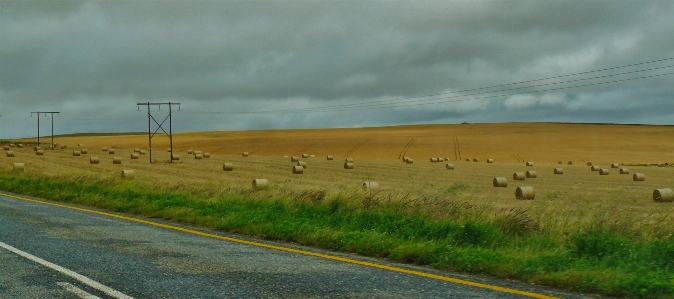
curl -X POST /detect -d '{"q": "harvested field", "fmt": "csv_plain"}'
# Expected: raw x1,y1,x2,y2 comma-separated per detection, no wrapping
2,122,674,238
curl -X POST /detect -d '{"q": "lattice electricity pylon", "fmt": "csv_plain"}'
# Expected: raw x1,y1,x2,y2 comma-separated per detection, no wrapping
30,111,60,149
137,102,180,163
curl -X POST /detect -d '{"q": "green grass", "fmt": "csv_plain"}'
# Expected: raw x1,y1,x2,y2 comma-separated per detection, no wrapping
1,173,673,298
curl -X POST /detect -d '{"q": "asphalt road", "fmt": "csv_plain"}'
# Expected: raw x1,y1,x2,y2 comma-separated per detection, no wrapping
0,192,591,299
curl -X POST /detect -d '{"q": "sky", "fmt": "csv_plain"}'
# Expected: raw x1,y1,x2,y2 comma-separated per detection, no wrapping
1,0,673,139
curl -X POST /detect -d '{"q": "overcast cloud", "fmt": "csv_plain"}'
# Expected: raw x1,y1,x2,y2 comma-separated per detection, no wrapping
1,0,673,138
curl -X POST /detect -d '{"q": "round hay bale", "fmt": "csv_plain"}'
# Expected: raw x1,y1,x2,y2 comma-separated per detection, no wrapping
131,153,139,159
302,154,309,158
78,143,83,147
526,161,534,167
252,178,268,189
6,151,15,157
587,161,592,166
2,145,8,151
291,156,299,162
487,159,494,163
430,158,437,162
653,188,674,203
558,161,562,164
516,186,535,200
344,162,354,169
167,148,171,152
620,168,630,174
73,150,81,157
194,153,203,159
17,144,23,148
242,152,249,157
188,149,194,154
599,169,609,175
223,163,234,171
35,150,44,156
297,161,307,168
172,155,180,161
310,155,315,158
446,163,455,170
121,170,135,179
567,161,573,165
363,181,379,190
402,156,409,162
81,149,88,154
493,177,507,187
406,158,414,164
293,165,304,174
90,157,100,164
513,172,526,180
465,158,471,161
8,144,14,148
526,171,537,178
13,163,25,172
327,155,334,160
102,147,108,152
633,173,645,181
203,153,210,158
139,150,145,155
591,165,600,171
554,168,564,174
345,158,354,163
134,148,140,153
112,157,122,164
473,158,479,162
108,149,115,154
611,163,619,168
13,163,26,172
444,158,449,161
34,146,41,151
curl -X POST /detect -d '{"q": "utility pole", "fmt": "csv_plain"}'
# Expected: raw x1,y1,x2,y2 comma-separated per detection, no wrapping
31,111,59,149
136,102,180,163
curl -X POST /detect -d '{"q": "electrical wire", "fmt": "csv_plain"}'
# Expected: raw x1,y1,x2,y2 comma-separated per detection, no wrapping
180,64,674,115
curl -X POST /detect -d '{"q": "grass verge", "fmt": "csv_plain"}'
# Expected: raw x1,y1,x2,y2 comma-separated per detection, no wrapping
1,172,673,298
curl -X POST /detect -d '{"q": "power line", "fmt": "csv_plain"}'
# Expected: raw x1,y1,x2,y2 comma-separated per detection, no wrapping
258,64,674,113
181,64,674,115
346,71,674,112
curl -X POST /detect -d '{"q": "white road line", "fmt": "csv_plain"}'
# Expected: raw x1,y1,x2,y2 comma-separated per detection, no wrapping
57,282,103,299
0,241,134,299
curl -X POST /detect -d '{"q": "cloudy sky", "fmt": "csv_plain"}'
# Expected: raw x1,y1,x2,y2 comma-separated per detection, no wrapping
1,0,673,139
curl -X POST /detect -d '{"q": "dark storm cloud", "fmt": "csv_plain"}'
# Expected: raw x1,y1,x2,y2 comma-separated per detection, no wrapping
1,0,673,138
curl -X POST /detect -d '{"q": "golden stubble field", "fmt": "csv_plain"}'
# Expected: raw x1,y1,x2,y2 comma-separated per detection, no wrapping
3,123,674,237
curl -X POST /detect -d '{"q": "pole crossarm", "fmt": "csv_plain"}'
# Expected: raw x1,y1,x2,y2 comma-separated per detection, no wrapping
30,111,60,148
136,102,180,163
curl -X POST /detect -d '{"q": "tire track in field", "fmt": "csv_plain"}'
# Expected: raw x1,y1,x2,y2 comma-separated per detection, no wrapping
344,139,371,158
397,138,417,160
495,137,523,163
295,143,316,156
453,136,461,161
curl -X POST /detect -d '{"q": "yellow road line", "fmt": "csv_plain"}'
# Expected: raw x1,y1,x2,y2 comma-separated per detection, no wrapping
1,192,559,299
